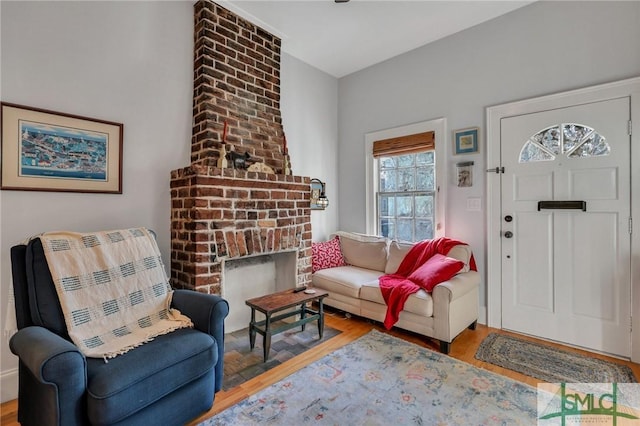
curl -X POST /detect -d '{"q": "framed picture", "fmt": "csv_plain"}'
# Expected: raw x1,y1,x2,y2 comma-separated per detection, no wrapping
1,103,123,193
453,127,479,155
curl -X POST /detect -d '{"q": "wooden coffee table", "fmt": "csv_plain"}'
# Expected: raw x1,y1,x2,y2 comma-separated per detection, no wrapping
245,288,329,362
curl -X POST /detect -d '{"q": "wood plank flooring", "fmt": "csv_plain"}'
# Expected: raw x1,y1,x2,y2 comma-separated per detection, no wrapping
3,309,640,426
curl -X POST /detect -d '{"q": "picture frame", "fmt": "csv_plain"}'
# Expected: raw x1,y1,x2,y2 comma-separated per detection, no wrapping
1,103,123,193
310,180,324,210
453,127,479,155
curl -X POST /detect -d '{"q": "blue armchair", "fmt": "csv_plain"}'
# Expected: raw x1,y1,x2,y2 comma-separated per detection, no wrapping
9,237,229,426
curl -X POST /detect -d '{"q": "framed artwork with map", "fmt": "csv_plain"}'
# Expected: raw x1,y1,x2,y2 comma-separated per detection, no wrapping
1,103,123,193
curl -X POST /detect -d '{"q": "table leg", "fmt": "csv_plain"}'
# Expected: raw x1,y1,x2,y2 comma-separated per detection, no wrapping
249,308,256,350
318,298,325,339
300,302,306,332
263,313,272,362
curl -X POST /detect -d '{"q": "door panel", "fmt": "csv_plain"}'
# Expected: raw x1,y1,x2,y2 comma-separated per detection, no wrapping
501,96,631,357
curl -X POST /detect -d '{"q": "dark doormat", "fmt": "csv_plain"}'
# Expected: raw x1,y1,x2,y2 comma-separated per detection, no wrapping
475,333,637,383
222,322,341,390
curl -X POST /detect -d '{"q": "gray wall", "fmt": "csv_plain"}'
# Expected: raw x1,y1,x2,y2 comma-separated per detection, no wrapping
0,0,338,402
337,0,640,314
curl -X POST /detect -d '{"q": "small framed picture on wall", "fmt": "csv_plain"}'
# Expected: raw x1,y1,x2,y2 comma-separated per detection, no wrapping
453,127,479,155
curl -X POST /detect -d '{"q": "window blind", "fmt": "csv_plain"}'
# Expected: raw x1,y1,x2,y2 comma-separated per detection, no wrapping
372,131,435,158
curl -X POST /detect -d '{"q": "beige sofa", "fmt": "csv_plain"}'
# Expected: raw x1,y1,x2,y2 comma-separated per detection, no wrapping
311,232,480,353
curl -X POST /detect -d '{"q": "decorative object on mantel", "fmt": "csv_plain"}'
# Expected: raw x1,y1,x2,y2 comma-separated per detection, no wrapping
247,162,275,174
456,161,474,187
217,143,228,169
225,146,252,170
310,178,329,210
1,102,123,194
453,127,479,155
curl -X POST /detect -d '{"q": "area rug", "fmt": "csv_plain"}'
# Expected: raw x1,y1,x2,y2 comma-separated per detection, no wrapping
203,330,538,425
475,333,637,383
223,323,341,390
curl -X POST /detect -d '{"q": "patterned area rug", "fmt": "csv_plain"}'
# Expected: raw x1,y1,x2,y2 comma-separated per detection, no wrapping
475,333,637,383
223,323,341,391
203,330,538,425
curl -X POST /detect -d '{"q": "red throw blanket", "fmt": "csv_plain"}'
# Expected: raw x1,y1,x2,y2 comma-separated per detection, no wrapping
379,238,477,329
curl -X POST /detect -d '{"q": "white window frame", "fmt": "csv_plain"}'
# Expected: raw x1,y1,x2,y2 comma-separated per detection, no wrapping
365,118,447,238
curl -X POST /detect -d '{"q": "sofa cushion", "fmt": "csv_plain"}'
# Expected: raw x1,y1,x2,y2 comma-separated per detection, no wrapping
86,328,216,425
339,234,388,272
312,236,347,272
312,266,383,299
360,282,433,317
385,240,414,274
408,253,464,292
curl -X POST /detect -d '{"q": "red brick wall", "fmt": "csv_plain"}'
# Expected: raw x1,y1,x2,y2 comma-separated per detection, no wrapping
191,0,291,174
170,1,312,295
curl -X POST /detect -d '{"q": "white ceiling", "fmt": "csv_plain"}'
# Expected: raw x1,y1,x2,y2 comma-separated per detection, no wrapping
222,0,535,78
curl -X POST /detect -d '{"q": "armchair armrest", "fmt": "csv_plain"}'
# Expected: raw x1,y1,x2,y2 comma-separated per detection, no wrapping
10,326,87,426
171,290,229,392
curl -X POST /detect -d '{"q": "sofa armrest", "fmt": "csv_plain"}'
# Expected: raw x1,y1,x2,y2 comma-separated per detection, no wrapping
171,290,229,392
431,271,480,344
10,326,87,426
432,271,480,302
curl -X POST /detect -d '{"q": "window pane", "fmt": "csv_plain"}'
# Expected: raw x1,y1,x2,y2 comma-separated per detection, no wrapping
397,195,413,217
416,166,434,190
397,219,413,242
397,154,414,167
415,219,433,241
397,168,415,191
379,156,396,169
569,133,610,158
519,140,554,163
415,195,433,217
380,169,396,192
380,218,395,239
563,124,592,153
416,151,434,165
379,194,395,216
532,126,561,155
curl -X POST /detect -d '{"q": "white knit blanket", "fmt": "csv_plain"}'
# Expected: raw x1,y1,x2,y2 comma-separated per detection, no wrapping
40,228,192,359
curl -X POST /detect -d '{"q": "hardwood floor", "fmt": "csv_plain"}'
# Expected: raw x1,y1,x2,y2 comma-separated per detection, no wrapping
3,309,640,426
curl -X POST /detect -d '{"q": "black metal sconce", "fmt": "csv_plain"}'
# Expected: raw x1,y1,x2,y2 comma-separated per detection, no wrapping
310,178,329,210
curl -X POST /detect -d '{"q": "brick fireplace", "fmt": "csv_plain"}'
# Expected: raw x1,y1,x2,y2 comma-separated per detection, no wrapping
170,0,312,297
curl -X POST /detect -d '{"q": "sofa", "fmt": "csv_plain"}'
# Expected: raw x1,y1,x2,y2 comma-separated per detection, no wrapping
311,232,479,353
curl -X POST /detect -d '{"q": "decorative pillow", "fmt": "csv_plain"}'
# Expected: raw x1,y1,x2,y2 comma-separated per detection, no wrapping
408,253,464,292
312,236,347,273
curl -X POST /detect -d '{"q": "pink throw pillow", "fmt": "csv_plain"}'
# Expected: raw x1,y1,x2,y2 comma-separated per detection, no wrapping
312,236,347,273
408,253,464,292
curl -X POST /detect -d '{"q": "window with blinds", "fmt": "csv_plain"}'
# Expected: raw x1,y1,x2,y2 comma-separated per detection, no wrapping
374,132,435,242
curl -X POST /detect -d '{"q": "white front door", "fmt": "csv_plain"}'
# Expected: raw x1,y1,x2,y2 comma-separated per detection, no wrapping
501,97,631,357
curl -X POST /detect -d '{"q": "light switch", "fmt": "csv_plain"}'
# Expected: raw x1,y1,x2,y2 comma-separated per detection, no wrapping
467,197,481,211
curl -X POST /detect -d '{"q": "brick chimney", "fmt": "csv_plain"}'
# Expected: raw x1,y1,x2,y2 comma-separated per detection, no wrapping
170,0,312,295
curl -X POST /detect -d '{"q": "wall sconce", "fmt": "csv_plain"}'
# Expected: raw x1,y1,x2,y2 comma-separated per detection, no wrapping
310,178,329,210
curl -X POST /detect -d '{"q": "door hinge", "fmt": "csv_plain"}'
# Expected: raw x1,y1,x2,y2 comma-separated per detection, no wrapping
486,167,505,174
630,217,633,235
629,120,633,136
631,316,633,333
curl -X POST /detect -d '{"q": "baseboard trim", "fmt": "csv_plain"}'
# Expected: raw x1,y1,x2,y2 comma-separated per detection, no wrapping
1,367,18,403
478,306,487,326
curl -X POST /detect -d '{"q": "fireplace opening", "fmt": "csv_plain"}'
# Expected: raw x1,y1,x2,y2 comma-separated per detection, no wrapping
223,250,298,332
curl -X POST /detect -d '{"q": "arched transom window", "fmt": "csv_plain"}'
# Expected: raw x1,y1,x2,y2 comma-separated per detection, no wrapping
519,123,610,163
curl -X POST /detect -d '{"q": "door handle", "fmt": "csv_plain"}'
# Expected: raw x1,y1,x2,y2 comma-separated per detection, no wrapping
504,231,513,238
